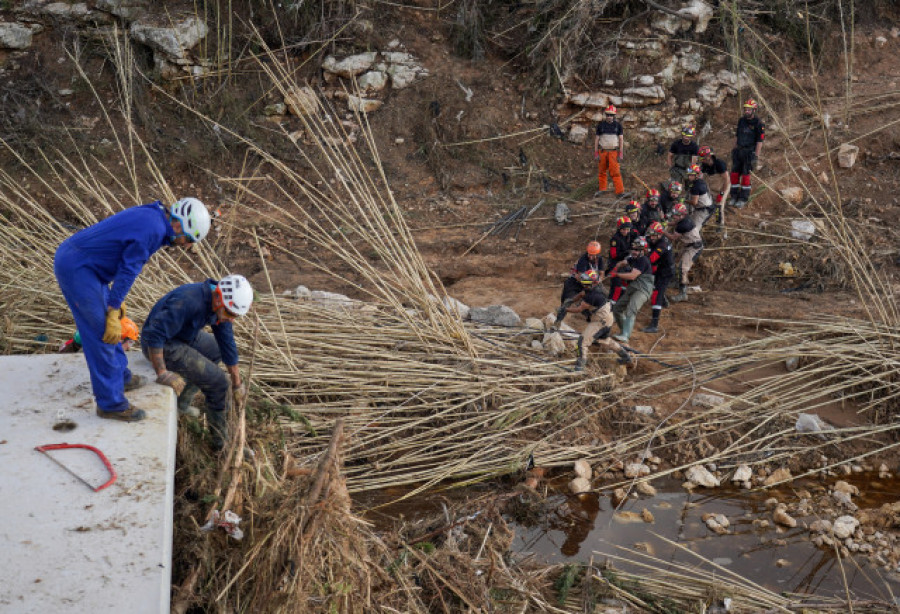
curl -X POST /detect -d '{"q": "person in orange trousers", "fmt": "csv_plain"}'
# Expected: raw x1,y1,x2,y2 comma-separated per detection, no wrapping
593,104,625,195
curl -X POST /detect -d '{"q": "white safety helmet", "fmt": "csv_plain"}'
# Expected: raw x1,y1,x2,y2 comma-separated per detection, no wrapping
217,274,253,316
170,197,211,243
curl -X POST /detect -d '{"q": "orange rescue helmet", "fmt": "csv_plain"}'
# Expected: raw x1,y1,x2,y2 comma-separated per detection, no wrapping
121,316,139,342
586,241,602,255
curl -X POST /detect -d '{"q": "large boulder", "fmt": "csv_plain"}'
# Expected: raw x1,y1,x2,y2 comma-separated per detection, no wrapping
0,23,33,49
469,305,521,328
685,464,719,488
95,0,148,21
130,15,208,62
322,52,377,78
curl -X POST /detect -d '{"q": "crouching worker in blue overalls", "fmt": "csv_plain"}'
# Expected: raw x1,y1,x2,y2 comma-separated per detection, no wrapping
54,198,212,423
140,275,253,451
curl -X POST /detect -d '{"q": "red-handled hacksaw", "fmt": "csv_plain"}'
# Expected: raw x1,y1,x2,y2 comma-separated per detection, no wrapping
35,442,118,492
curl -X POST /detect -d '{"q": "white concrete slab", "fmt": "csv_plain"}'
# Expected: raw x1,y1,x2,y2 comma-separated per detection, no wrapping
0,353,176,614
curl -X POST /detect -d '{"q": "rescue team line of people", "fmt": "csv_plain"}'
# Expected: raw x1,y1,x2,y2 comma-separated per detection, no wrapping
54,197,253,450
558,99,765,371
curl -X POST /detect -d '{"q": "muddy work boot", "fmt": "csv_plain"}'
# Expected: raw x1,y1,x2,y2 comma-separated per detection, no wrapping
573,357,585,372
671,286,688,303
123,373,147,392
96,404,146,422
177,383,201,418
206,409,229,451
641,313,660,333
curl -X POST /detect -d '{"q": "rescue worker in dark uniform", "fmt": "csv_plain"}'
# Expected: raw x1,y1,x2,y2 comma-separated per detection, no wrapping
606,216,639,304
639,188,666,233
593,104,625,195
684,164,715,228
568,270,632,371
142,275,254,450
730,98,765,207
658,180,684,218
610,237,654,343
667,125,700,182
625,200,642,233
552,241,604,329
661,203,703,303
641,221,675,333
699,145,730,230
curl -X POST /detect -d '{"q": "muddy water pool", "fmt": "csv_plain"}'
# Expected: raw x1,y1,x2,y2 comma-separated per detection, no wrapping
513,477,900,601
361,474,900,602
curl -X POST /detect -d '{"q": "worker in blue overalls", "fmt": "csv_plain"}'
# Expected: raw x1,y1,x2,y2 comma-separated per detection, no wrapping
54,198,212,422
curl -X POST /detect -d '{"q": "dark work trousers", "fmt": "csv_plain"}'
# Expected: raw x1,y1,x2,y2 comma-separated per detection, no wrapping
143,331,230,414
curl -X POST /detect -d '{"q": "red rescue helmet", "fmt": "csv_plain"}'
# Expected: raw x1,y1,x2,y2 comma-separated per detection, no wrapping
579,269,600,286
744,98,758,109
616,215,632,229
681,125,696,138
624,201,641,215
646,188,660,201
672,203,688,217
631,236,648,252
586,241,602,256
647,221,665,237
604,104,617,115
686,164,701,176
698,145,712,158
668,180,683,195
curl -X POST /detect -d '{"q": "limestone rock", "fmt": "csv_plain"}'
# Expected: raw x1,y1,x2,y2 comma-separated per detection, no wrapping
636,481,656,496
773,506,797,528
622,85,666,106
95,0,148,21
624,462,650,478
780,186,805,205
524,317,545,332
0,23,34,50
530,340,543,350
685,464,719,488
641,508,655,523
790,220,816,241
569,477,591,494
832,490,858,511
310,290,358,308
677,0,715,33
833,480,859,497
568,123,589,144
678,52,703,74
702,512,730,534
764,467,792,486
732,464,752,483
611,487,627,506
293,285,312,300
347,95,383,114
470,305,521,328
357,70,387,93
651,12,690,35
691,393,725,408
832,515,859,539
19,1,103,23
838,143,859,168
130,15,208,62
322,52,377,78
542,331,566,356
568,92,622,109
574,459,592,480
614,510,644,523
809,519,833,534
442,296,470,320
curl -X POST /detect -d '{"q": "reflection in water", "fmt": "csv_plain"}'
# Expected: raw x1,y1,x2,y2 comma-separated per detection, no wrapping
512,480,900,602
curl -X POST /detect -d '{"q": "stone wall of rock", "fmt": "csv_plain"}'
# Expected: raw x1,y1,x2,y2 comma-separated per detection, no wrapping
5,0,209,80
